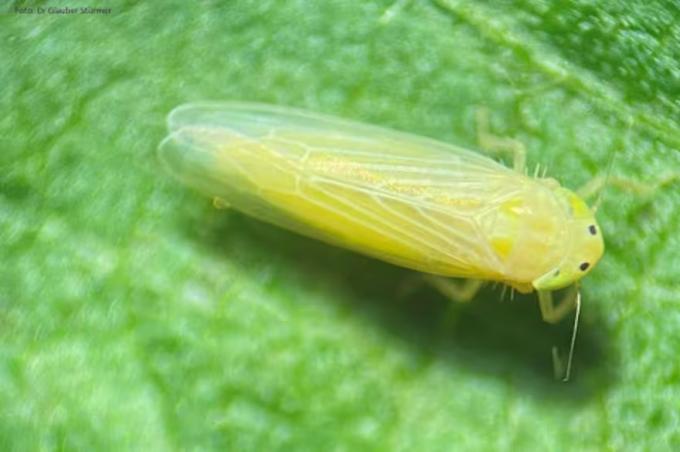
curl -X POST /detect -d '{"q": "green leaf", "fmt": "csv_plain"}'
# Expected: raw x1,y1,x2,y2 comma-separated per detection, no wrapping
2,0,679,449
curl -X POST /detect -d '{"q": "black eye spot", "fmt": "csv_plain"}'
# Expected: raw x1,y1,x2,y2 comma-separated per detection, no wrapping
588,225,597,235
579,262,590,271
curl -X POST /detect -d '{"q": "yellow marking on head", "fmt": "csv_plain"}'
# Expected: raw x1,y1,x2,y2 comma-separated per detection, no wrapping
568,193,591,218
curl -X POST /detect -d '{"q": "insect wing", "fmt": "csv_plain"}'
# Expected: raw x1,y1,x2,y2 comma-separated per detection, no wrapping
159,102,525,278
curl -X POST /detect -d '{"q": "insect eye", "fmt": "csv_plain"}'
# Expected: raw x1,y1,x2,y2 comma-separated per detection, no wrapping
579,262,590,271
588,225,597,235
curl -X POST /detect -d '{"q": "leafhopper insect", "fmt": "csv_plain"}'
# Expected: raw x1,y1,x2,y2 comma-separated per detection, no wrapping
159,102,605,378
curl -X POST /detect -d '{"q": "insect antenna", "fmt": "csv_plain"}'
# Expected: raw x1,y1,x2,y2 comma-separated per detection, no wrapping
592,116,630,213
592,144,618,214
562,289,582,382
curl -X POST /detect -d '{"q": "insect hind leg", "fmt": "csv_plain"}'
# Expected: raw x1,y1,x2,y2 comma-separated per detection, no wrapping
424,276,484,303
475,108,526,173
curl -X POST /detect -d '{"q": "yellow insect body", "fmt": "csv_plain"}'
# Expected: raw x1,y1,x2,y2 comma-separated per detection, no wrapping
159,102,603,295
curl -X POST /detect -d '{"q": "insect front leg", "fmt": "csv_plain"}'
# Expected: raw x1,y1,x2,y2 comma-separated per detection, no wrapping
537,286,578,324
475,108,526,173
424,276,484,303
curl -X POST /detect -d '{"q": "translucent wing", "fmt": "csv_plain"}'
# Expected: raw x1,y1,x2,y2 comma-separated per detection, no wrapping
158,102,533,279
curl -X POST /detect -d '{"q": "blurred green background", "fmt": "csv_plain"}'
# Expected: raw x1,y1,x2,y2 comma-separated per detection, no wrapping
2,0,680,450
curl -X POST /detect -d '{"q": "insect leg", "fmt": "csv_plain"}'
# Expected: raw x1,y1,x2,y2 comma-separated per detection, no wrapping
544,290,582,381
475,108,526,173
424,276,484,303
577,173,679,214
537,286,578,324
577,174,679,201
